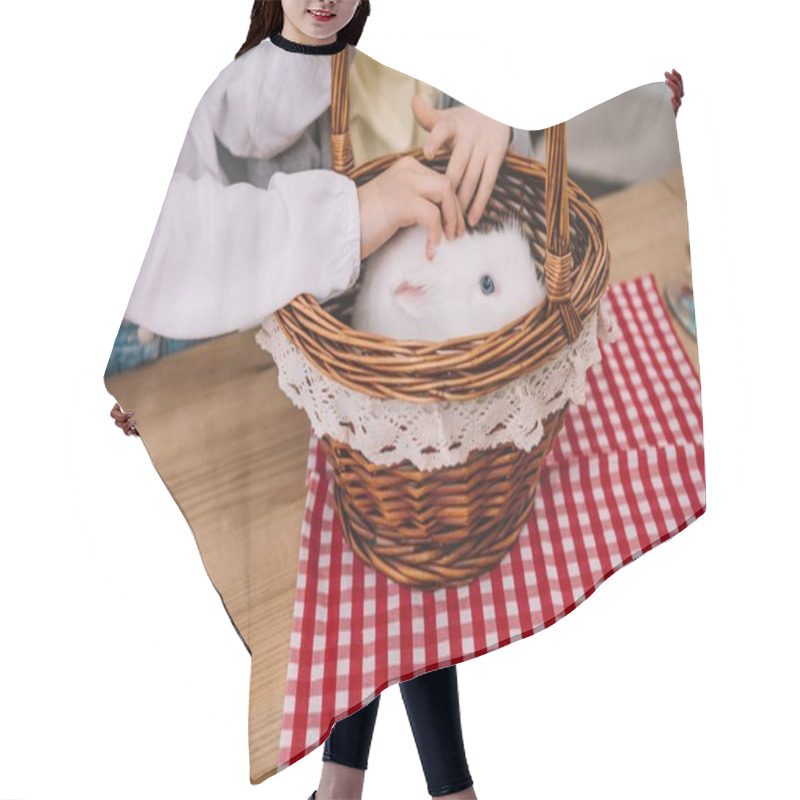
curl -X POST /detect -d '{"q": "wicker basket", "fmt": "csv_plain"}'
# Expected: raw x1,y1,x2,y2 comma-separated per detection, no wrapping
273,50,610,590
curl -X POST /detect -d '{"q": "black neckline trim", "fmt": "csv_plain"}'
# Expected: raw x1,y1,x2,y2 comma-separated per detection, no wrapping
269,29,348,55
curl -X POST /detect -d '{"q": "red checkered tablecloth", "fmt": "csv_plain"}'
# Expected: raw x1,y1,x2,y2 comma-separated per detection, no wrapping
275,273,705,770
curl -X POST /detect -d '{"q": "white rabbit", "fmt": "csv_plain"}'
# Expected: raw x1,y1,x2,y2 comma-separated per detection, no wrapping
351,215,547,341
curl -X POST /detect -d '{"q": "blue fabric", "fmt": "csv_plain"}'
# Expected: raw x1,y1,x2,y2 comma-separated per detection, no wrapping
104,319,209,378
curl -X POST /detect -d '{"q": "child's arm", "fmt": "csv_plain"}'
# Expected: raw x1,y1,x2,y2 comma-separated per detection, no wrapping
123,167,361,340
122,49,360,341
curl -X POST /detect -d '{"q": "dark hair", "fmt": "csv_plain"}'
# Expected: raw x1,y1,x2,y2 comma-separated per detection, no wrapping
236,1,371,59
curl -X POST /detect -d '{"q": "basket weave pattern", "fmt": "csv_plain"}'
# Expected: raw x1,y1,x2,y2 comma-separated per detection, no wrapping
274,50,610,590
324,407,567,589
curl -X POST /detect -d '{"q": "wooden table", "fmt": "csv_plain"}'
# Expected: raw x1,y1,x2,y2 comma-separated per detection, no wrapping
600,167,697,369
105,165,697,784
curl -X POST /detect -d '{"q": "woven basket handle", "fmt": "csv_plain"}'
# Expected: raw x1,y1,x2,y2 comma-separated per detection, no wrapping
331,49,355,175
544,125,582,342
330,50,581,342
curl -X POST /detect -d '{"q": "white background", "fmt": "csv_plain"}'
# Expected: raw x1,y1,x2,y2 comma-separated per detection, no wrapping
1,1,797,798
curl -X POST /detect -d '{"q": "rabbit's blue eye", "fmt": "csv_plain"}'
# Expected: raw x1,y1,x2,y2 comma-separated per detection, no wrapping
480,275,495,294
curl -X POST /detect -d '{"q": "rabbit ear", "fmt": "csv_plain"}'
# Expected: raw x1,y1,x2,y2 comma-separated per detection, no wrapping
392,281,428,318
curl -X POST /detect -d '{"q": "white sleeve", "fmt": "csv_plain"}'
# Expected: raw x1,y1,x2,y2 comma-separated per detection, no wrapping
123,168,362,340
122,45,361,341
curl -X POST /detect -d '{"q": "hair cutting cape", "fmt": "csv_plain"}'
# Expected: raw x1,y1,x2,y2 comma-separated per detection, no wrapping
104,29,703,784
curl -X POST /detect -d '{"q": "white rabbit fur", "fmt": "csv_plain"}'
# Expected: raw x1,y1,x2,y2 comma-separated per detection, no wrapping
351,215,547,341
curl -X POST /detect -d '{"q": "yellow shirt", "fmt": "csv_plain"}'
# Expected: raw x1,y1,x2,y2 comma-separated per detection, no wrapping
348,49,443,165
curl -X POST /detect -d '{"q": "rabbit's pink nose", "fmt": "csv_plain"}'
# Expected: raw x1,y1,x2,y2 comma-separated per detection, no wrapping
393,281,426,298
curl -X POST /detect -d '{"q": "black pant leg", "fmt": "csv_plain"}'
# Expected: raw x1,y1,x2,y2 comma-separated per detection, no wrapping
322,693,382,771
399,665,474,797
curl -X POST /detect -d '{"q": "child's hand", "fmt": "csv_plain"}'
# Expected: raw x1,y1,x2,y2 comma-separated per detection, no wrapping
110,402,139,437
358,156,466,262
665,69,683,116
412,94,512,228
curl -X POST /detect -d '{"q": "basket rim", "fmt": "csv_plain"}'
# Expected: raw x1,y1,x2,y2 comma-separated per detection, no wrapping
273,149,610,402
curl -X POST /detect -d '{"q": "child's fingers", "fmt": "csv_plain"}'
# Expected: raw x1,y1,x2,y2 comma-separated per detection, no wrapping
455,195,466,238
432,176,459,242
446,180,465,241
665,69,683,116
111,402,138,436
444,139,472,197
411,94,449,159
423,205,443,261
665,69,683,95
469,150,504,227
111,403,136,423
667,77,682,96
422,121,453,162
412,164,462,251
457,152,484,226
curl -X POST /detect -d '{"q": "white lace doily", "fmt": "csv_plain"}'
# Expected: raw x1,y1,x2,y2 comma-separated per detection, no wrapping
255,303,619,471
